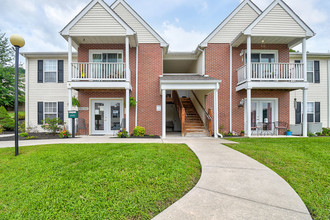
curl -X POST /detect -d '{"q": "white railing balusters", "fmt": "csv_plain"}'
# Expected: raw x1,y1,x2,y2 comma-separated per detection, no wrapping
237,62,304,84
71,62,126,81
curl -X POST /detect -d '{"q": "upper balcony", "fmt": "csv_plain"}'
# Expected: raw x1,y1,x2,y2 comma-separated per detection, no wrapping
236,62,308,91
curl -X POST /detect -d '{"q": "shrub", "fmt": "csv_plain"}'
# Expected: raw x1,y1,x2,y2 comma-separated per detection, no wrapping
19,132,28,137
322,128,330,136
117,129,129,138
0,106,15,131
133,126,145,137
19,122,25,133
18,112,25,120
0,125,3,134
59,130,71,138
41,118,63,134
27,136,38,139
307,132,315,137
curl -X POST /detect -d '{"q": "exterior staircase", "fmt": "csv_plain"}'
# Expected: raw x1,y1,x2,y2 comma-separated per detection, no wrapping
180,98,209,137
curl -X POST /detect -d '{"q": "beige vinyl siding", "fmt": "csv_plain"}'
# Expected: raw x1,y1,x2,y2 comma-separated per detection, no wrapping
27,57,77,131
113,3,159,43
189,54,203,75
252,4,306,37
209,4,259,43
70,3,126,36
290,57,329,127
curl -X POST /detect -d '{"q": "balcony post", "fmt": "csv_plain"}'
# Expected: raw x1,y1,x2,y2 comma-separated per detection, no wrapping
247,88,251,137
126,88,130,133
68,36,72,82
303,89,308,137
246,35,251,82
162,89,166,138
302,38,307,82
125,36,130,82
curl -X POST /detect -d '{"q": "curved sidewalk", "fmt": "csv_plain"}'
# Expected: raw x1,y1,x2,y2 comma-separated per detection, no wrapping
0,136,311,219
155,138,312,220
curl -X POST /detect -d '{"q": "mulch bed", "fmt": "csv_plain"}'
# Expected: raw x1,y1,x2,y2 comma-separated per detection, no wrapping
0,132,62,141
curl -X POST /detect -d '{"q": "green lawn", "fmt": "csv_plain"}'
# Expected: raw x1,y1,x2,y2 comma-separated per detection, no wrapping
226,138,329,220
0,143,201,219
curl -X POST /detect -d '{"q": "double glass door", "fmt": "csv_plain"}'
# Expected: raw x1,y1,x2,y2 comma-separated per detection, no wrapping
251,100,275,133
92,100,123,135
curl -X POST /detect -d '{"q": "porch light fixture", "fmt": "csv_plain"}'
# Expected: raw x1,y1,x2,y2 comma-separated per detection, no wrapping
294,98,297,110
238,99,244,108
10,34,25,156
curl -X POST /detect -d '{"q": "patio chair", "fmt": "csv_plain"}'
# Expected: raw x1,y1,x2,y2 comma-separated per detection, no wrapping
251,122,262,136
273,121,288,135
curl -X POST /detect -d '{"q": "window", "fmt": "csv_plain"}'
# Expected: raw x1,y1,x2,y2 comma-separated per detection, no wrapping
44,60,57,83
294,60,320,83
295,101,320,124
44,102,57,120
245,52,277,64
307,61,314,83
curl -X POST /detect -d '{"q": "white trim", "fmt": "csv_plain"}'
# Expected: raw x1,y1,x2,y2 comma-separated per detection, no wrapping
243,0,315,37
236,81,309,91
214,89,219,138
162,89,166,138
135,45,139,127
25,58,29,130
125,88,130,133
244,50,279,64
60,0,135,36
229,45,232,132
160,82,221,91
199,0,262,47
111,0,168,47
88,50,124,63
68,82,132,90
90,98,124,135
303,89,308,137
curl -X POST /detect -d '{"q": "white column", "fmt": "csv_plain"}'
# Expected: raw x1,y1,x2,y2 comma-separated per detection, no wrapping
214,89,219,138
229,45,233,132
202,49,205,75
126,88,130,133
302,38,307,82
125,36,130,82
162,89,166,138
303,89,308,137
246,35,251,82
68,88,73,133
247,88,251,137
25,58,29,130
68,36,72,82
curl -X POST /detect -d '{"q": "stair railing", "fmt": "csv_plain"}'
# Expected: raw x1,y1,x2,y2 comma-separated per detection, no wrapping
191,91,213,136
172,90,186,136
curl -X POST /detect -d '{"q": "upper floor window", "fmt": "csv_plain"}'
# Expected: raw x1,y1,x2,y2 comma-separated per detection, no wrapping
44,60,57,83
90,50,123,63
38,60,64,83
245,51,277,64
295,60,320,83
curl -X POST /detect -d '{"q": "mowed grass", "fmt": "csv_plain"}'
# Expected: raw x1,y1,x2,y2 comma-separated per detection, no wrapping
226,138,329,220
0,143,201,219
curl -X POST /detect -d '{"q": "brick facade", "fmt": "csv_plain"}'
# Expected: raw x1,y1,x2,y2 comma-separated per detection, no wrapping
205,43,291,134
77,43,163,135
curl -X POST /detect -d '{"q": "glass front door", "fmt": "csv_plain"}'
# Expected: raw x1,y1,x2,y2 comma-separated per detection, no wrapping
250,100,275,134
92,100,123,135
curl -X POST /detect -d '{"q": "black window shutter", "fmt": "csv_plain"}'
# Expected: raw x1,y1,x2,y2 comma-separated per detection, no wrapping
38,60,43,83
38,102,43,125
315,102,320,122
58,60,64,83
314,61,320,83
58,102,64,124
295,102,301,124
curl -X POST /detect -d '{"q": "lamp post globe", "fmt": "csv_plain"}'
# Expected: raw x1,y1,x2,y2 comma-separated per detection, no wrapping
10,34,25,48
10,34,24,156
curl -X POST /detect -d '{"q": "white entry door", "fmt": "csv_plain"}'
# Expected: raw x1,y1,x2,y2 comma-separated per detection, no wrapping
91,100,123,135
250,100,276,134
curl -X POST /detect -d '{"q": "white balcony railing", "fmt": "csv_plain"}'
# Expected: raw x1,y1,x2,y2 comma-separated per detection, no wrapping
71,62,127,81
237,63,305,84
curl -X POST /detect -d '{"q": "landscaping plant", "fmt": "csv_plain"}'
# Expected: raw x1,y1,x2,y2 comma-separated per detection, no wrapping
0,106,14,131
41,118,63,134
117,129,129,138
59,130,71,138
19,132,28,137
133,126,145,137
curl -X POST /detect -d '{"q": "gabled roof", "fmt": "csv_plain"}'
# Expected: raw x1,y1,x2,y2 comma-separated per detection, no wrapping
110,0,168,47
199,0,262,47
60,0,135,36
243,0,315,37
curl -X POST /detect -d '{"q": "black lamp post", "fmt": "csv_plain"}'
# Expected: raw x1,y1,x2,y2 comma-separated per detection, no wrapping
10,34,25,156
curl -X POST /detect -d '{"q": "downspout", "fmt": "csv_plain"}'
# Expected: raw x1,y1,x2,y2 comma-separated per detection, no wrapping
135,45,139,127
229,44,233,132
328,59,330,127
25,58,29,130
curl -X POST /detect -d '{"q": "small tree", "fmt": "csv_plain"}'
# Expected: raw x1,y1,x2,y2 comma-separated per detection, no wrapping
0,31,13,66
41,118,63,134
0,106,14,131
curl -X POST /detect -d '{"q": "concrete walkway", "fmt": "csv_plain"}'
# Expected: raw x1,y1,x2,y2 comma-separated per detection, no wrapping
0,136,311,219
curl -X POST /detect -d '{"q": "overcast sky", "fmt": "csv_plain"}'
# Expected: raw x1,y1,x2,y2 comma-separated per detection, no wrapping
1,0,329,57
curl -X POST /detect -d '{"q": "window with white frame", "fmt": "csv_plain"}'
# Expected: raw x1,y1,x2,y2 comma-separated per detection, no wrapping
299,102,320,123
307,61,314,83
295,60,320,83
44,102,57,120
44,60,57,83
